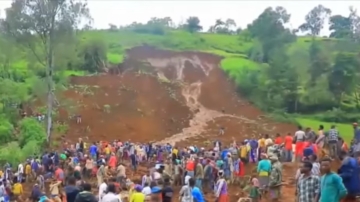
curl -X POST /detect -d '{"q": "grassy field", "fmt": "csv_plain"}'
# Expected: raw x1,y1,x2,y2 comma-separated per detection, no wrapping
296,118,353,143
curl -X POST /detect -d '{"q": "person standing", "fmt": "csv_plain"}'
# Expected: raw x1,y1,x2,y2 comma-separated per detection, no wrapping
296,161,320,202
268,156,282,202
284,133,293,162
319,158,347,202
257,154,271,189
195,159,204,190
326,125,339,159
214,170,228,202
74,183,97,202
64,177,80,202
189,178,205,202
97,163,106,186
294,126,306,161
316,125,326,158
338,151,360,202
353,123,360,152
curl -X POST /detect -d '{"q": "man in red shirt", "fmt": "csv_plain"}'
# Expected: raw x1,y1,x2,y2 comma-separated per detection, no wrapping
274,133,283,145
54,166,65,184
284,133,293,162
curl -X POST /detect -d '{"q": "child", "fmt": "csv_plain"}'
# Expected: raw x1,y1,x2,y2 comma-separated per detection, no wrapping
249,173,260,202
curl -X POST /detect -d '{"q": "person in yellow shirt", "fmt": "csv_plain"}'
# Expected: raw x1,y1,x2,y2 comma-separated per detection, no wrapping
130,185,145,202
104,145,111,155
240,142,249,161
258,135,266,154
12,179,23,198
25,163,31,182
172,147,178,157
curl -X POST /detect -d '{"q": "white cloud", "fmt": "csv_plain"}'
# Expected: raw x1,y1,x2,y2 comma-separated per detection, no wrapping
0,1,359,36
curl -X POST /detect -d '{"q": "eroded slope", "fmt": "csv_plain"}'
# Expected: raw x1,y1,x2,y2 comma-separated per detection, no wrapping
61,46,296,145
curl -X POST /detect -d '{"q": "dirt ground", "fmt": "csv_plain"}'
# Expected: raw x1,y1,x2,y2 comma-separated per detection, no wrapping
53,46,301,201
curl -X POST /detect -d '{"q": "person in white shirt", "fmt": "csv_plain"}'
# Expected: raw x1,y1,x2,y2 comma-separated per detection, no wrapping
102,184,122,202
142,183,151,195
98,180,108,202
294,126,306,161
17,163,24,182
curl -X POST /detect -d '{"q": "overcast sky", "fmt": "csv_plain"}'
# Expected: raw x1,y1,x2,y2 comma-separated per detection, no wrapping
0,1,360,36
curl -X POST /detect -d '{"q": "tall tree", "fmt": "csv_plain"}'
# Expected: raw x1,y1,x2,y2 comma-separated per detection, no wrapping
329,15,352,39
265,47,299,112
299,5,331,36
328,52,360,103
349,6,360,41
214,19,224,30
308,40,331,85
183,16,202,33
147,17,173,27
225,18,237,30
248,7,295,62
1,0,91,142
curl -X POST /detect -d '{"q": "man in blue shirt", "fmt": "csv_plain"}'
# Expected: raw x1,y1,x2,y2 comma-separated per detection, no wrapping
189,178,205,202
89,143,97,160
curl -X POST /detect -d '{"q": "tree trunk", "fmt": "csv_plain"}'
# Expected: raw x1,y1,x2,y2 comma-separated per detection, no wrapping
46,14,56,143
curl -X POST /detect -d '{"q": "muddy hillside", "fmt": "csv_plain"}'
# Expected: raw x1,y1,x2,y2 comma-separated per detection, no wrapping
61,46,296,145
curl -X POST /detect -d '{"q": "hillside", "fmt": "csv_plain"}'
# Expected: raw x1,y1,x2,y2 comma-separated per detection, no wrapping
75,29,359,140
2,3,360,165
59,46,296,146
2,28,357,144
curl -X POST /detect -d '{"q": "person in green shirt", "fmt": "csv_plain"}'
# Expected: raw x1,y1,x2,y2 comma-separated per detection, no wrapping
319,158,347,202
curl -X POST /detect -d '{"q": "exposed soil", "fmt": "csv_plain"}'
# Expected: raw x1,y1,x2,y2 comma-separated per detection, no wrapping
55,46,300,201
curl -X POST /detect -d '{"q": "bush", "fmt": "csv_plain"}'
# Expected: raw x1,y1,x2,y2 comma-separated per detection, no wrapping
305,108,360,123
79,38,107,73
0,141,42,166
0,142,23,166
129,24,166,35
18,118,46,147
0,115,14,143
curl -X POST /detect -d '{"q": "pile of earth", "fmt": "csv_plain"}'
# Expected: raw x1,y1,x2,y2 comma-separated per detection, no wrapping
59,46,296,146
42,46,300,201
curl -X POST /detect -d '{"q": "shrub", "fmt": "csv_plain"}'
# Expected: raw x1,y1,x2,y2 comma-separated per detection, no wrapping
18,118,46,147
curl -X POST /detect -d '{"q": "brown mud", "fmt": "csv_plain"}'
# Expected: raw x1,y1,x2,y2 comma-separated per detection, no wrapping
50,46,301,201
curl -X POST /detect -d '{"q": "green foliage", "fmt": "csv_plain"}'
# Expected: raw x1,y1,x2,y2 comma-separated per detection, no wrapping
183,17,202,33
0,141,42,166
79,38,107,72
0,142,24,166
18,118,46,147
0,115,14,143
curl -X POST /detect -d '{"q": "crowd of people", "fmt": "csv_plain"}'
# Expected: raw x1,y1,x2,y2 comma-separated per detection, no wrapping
0,123,359,202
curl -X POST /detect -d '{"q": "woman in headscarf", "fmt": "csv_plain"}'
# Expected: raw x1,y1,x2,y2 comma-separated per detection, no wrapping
257,153,271,189
268,156,282,202
215,170,228,202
